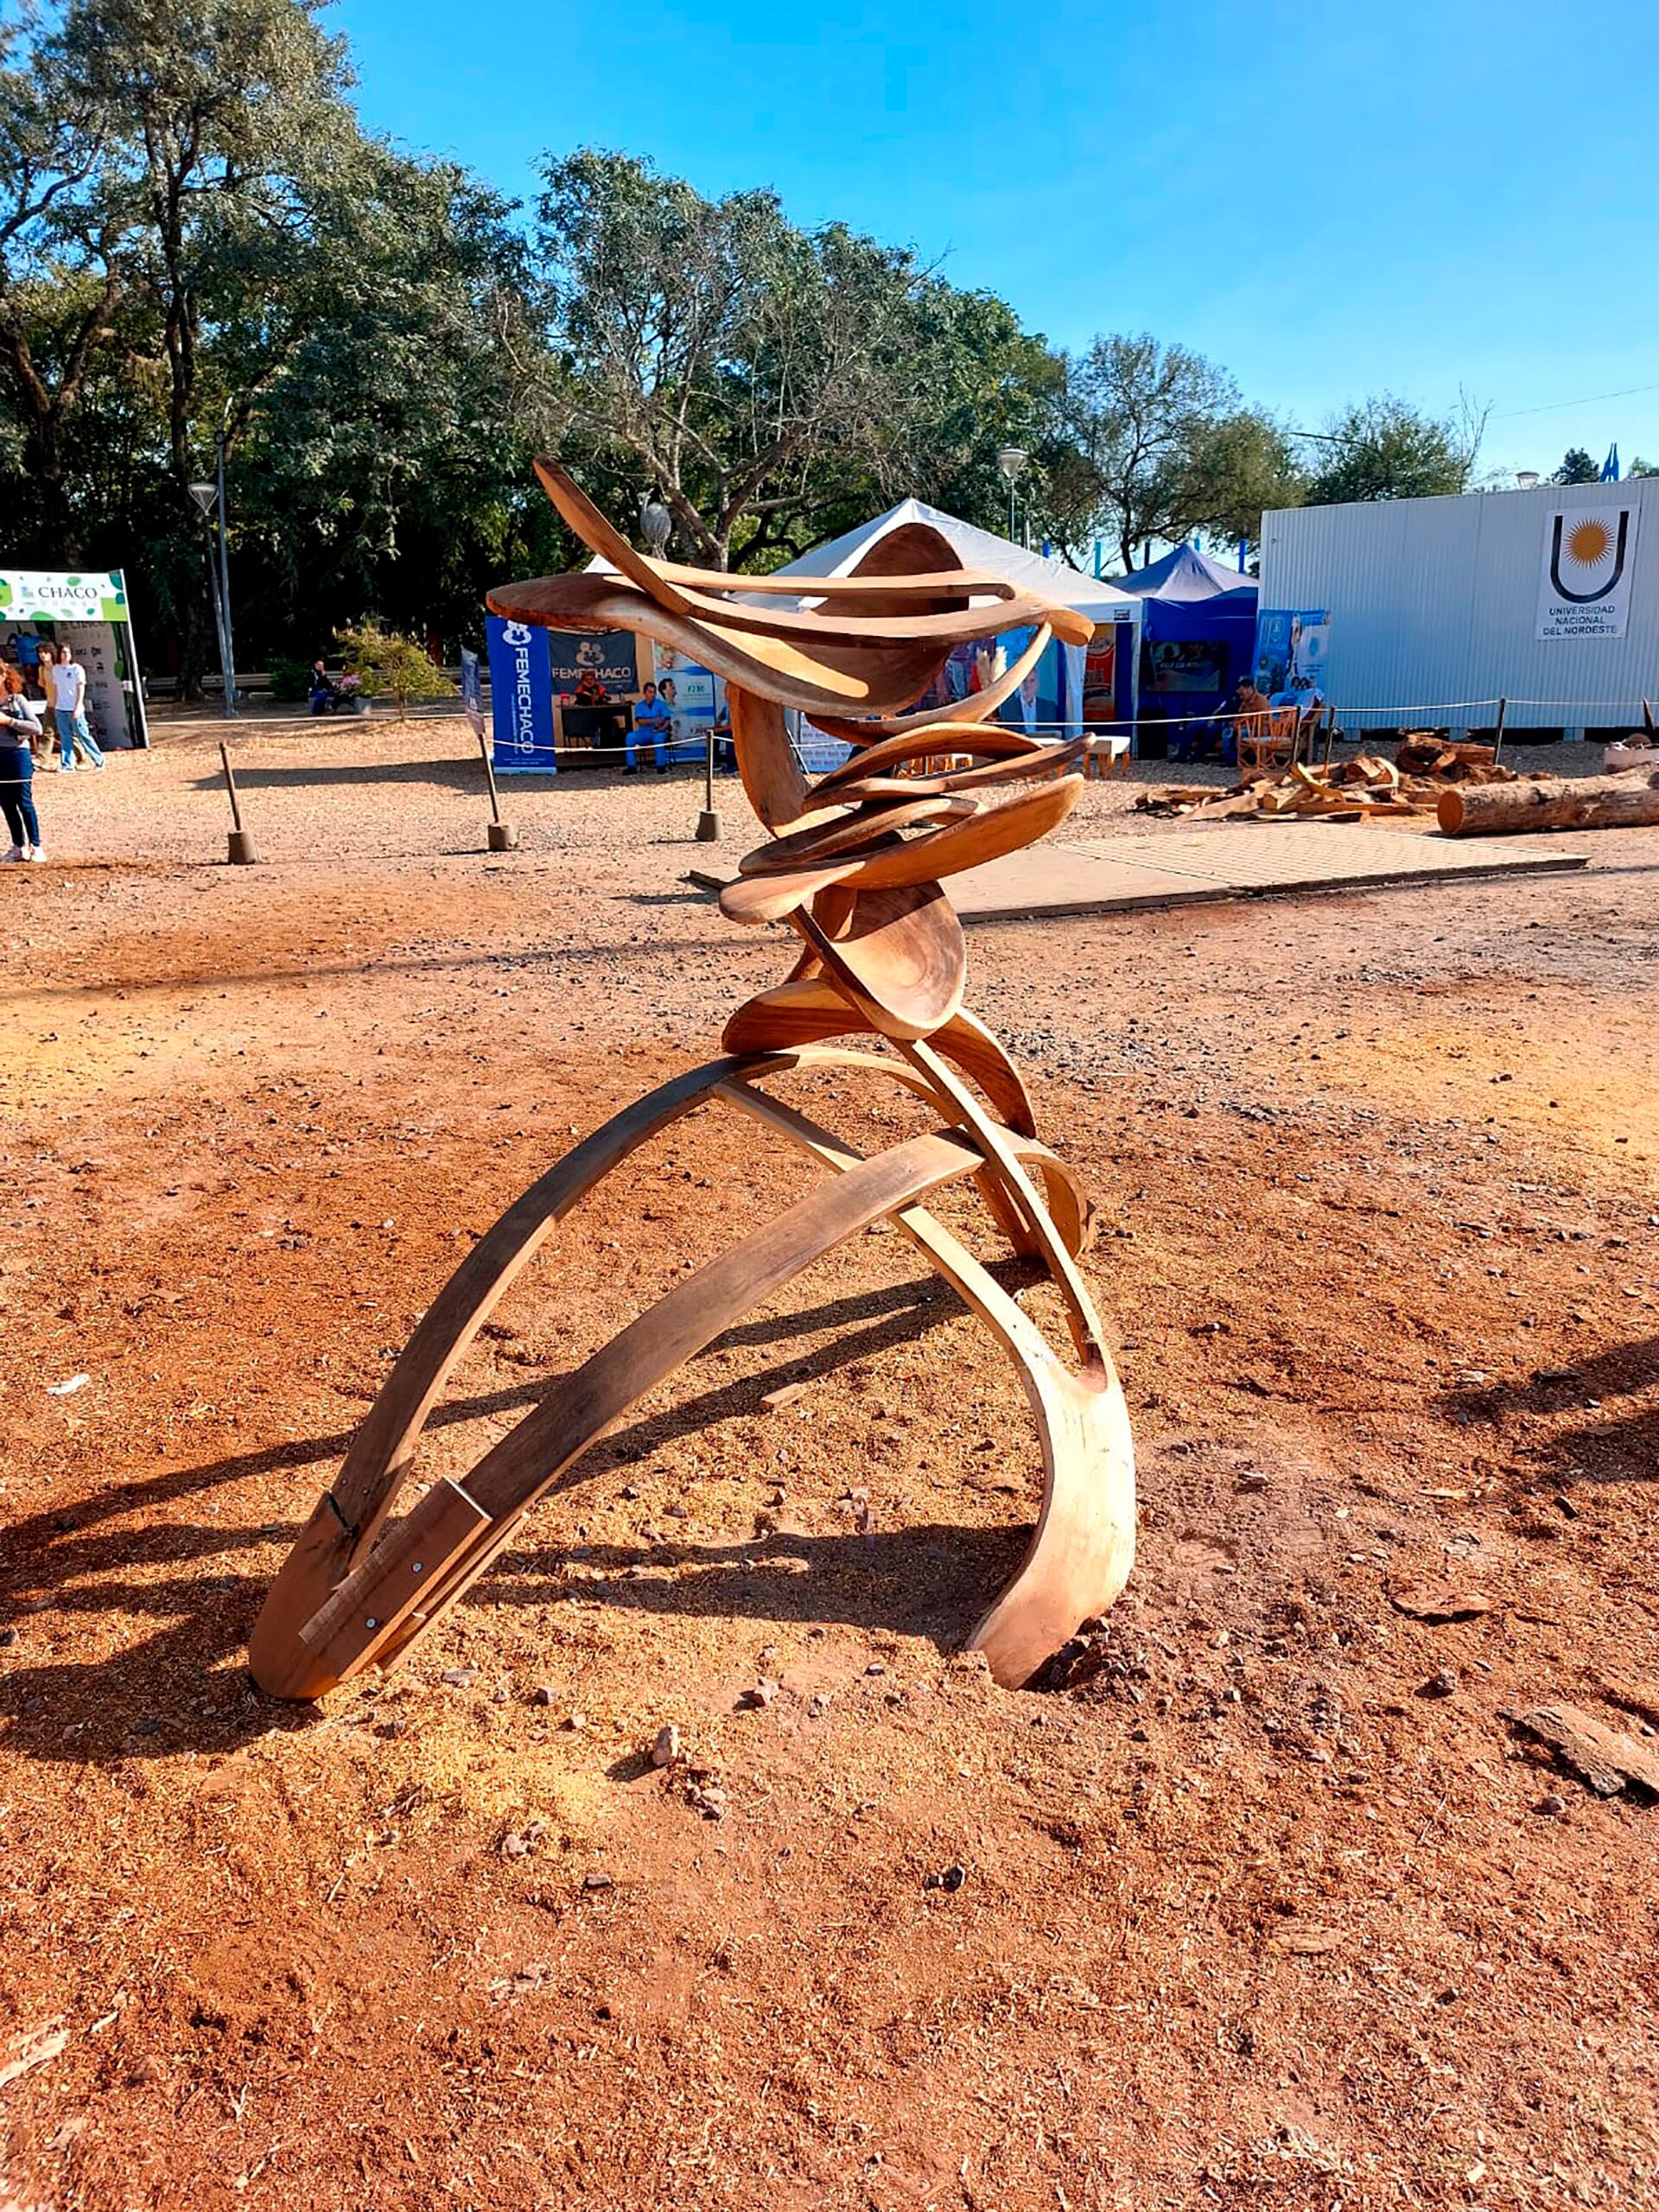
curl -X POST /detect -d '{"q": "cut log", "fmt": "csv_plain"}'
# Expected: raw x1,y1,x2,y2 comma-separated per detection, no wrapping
1398,736,1491,775
1438,769,1659,837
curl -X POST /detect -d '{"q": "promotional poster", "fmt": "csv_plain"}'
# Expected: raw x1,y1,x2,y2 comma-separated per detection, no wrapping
1254,608,1330,697
545,629,640,697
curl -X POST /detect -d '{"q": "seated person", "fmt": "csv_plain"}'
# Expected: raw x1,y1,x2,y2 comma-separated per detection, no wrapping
1212,679,1271,768
308,658,335,715
1172,711,1223,765
626,680,673,772
562,667,627,754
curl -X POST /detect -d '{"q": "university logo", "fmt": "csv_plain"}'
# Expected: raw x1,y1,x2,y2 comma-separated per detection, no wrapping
1548,510,1630,603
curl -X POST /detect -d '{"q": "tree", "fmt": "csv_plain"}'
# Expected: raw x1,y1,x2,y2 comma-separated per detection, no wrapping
1052,334,1236,572
222,143,545,649
1304,394,1478,505
46,0,357,683
335,620,453,718
0,23,132,563
1553,447,1600,484
528,149,1061,570
1628,457,1659,478
884,283,1064,534
3,0,544,685
1173,409,1305,552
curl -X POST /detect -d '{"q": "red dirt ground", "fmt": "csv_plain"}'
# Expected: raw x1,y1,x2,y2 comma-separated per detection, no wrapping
1,728,1656,2210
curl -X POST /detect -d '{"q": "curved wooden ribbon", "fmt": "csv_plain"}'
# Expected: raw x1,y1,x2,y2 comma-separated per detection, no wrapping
527,461,1090,650
251,1108,1093,1701
249,1048,1091,1696
737,793,979,878
813,741,1085,810
719,780,1083,927
252,461,1139,1702
716,1077,1133,1688
721,985,1037,1132
810,722,1046,797
804,623,1058,744
486,572,959,718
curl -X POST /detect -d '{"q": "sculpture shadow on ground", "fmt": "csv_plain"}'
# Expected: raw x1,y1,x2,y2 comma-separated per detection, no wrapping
0,1266,1032,1766
1435,1332,1659,1491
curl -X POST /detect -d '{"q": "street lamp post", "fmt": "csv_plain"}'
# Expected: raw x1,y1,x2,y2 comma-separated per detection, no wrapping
215,416,236,707
187,478,235,717
996,446,1029,544
640,492,721,842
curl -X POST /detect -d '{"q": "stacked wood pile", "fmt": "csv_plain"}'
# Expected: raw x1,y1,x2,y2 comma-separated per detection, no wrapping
1137,743,1523,824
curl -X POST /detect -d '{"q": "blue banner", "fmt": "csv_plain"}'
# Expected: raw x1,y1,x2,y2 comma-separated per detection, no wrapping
486,615,557,773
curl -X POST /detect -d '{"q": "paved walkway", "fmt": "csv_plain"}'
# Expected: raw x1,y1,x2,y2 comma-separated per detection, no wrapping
951,820,1589,922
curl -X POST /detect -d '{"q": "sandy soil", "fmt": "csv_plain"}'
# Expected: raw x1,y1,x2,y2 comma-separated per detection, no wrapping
2,721,1656,2211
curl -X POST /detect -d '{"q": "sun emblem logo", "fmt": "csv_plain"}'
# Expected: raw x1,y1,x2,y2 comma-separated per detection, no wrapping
1564,518,1613,569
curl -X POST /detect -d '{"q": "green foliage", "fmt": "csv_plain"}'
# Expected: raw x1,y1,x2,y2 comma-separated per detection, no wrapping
334,620,453,718
1628,457,1659,479
268,654,309,701
1039,334,1302,570
1553,448,1600,485
529,149,1063,569
0,0,1514,683
1304,395,1477,505
1174,409,1306,551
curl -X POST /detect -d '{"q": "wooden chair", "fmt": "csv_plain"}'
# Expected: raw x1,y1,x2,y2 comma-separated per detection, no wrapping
1236,705,1300,779
249,459,1136,1705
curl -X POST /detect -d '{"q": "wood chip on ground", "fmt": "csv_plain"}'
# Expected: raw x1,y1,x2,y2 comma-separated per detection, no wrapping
1507,1701,1659,1800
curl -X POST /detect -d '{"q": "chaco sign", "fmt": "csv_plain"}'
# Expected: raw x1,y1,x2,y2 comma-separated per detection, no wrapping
0,569,129,622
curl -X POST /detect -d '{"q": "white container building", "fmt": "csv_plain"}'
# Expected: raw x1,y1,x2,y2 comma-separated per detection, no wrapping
1257,476,1659,741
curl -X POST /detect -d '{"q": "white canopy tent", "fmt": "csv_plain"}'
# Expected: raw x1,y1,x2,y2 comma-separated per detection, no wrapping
761,499,1142,736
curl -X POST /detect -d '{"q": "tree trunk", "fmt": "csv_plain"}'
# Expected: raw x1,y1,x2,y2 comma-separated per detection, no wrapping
29,420,76,566
1438,770,1659,837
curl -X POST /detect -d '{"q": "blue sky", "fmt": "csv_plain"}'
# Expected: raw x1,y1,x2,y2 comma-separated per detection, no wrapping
335,0,1659,481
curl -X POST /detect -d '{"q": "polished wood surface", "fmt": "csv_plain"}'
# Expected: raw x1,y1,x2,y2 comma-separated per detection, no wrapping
252,460,1137,1701
721,984,1036,1132
717,1080,1132,1687
805,622,1058,742
738,793,977,876
810,720,1045,794
792,881,967,1042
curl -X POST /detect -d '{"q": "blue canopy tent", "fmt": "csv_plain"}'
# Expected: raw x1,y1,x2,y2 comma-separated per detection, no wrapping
1110,544,1258,757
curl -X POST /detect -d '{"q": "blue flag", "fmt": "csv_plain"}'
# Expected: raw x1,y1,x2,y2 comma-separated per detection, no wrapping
486,616,557,773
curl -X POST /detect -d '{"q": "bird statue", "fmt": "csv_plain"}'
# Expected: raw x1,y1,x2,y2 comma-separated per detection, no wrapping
249,462,1135,1701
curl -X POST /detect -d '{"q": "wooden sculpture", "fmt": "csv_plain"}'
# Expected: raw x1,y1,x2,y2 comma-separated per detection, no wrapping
249,463,1135,1700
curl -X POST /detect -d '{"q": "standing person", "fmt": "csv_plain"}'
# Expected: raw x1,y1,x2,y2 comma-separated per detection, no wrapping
50,644,105,772
0,673,44,860
34,643,57,757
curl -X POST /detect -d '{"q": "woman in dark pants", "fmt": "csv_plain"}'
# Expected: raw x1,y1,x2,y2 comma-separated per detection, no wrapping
0,674,44,860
